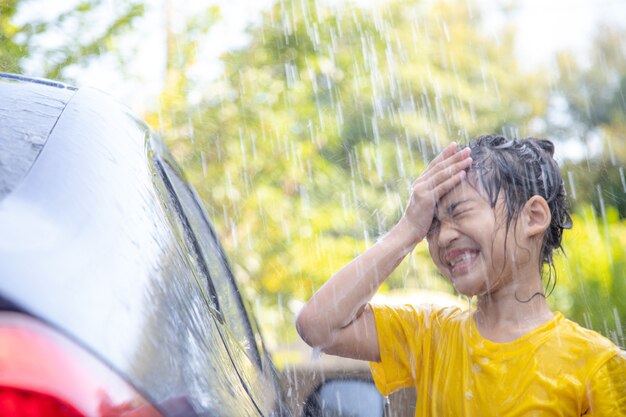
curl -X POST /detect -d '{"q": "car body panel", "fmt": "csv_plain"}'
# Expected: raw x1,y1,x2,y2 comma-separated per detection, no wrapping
0,81,281,416
155,156,287,414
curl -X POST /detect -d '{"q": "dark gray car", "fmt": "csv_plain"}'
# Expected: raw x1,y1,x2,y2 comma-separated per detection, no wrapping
0,73,290,417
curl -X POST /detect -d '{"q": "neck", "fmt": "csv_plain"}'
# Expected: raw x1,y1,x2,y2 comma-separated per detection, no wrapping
473,271,554,338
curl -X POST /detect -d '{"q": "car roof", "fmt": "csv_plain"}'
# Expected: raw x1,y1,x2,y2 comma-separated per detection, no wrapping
0,73,77,201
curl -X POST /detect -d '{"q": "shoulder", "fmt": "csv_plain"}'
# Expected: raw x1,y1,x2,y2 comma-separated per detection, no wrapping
553,314,622,372
557,315,619,353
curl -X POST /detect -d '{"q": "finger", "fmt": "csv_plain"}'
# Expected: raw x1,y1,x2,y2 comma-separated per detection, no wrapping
426,146,471,176
429,154,472,184
433,170,467,200
412,154,471,194
426,142,458,169
437,146,471,169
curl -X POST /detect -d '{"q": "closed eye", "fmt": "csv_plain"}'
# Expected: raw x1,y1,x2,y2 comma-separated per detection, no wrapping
452,209,470,219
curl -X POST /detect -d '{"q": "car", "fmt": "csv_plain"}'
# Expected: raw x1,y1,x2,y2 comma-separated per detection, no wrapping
0,72,386,417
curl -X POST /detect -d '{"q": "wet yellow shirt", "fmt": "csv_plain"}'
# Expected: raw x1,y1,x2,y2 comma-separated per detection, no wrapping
370,304,626,416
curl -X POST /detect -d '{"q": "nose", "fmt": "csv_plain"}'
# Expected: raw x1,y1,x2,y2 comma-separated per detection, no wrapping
437,219,460,248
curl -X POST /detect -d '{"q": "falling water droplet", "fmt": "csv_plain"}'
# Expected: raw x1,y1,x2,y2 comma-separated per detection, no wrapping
614,307,623,340
311,346,322,362
198,151,206,178
567,171,577,200
596,185,612,264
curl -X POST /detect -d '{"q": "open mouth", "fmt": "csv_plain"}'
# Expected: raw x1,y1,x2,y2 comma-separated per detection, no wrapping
446,249,479,275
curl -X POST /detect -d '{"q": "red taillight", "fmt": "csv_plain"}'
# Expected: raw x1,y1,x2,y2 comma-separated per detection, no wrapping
0,312,164,417
0,387,83,417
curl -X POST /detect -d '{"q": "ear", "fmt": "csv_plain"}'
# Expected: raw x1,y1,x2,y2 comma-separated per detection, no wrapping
521,195,551,238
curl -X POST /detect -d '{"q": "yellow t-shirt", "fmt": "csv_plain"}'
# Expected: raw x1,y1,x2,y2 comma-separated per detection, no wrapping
370,304,626,416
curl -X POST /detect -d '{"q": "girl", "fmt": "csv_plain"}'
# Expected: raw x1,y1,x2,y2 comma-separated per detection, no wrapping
296,135,626,416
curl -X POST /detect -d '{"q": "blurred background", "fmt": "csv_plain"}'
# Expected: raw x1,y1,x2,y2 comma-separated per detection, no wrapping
2,0,626,367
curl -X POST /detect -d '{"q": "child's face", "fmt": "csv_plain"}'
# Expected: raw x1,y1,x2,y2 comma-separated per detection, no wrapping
426,179,520,297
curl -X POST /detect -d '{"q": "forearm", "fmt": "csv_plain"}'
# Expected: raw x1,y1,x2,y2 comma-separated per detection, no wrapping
296,217,420,348
296,143,471,354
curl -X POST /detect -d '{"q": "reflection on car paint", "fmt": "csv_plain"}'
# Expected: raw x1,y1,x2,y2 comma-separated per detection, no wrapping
0,84,273,416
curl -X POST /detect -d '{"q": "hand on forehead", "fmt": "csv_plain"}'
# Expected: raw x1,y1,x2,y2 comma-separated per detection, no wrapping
434,178,480,218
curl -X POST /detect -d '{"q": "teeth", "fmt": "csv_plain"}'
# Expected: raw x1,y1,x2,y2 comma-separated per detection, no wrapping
449,252,475,267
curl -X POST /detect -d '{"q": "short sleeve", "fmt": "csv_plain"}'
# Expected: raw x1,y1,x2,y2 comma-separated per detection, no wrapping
368,303,428,396
585,351,626,416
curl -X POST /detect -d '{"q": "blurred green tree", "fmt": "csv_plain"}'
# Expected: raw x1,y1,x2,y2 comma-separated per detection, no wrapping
151,0,547,346
551,205,626,347
544,27,626,346
551,27,626,219
0,0,143,79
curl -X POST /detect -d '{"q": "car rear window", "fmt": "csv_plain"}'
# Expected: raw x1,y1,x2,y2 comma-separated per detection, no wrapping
0,75,76,200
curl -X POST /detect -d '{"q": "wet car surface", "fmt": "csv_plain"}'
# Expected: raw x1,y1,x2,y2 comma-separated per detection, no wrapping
0,73,289,416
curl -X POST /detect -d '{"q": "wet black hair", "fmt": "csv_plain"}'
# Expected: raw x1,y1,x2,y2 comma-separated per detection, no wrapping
464,135,573,296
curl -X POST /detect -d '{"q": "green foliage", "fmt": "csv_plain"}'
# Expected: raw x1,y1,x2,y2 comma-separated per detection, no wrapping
0,0,144,80
551,27,626,219
538,26,626,345
550,205,626,347
553,27,626,134
562,159,626,220
152,0,548,345
1,0,36,73
7,0,626,349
